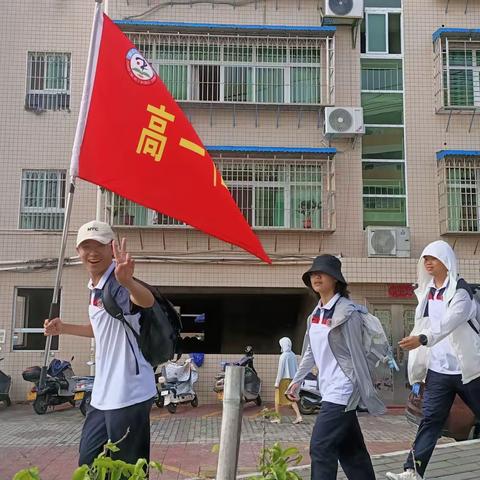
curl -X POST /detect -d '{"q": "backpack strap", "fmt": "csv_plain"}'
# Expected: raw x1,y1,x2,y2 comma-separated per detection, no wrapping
101,273,140,375
455,279,479,335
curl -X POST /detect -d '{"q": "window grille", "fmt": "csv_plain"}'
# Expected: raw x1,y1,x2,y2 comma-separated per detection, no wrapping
105,157,335,231
361,59,403,91
20,170,66,230
126,32,334,105
434,38,480,111
438,157,480,233
26,52,71,111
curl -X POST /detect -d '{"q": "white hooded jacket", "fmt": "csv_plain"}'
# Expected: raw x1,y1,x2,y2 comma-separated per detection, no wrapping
275,337,298,387
408,240,480,385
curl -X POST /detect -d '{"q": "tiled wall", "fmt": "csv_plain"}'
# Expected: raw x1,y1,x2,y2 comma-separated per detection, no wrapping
1,0,480,404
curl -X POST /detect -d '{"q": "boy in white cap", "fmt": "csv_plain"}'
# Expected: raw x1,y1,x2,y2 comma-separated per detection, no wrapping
44,220,157,466
386,240,480,479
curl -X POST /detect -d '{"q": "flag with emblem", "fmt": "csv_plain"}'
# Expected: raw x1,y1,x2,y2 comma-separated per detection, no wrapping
70,6,270,263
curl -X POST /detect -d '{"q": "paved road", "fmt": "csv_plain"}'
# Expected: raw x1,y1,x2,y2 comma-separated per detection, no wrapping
0,403,470,479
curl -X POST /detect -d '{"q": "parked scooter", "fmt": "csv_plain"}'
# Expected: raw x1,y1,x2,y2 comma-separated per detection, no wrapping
297,372,321,415
213,346,262,406
76,361,95,417
76,375,94,416
156,357,199,414
22,357,81,415
0,355,12,407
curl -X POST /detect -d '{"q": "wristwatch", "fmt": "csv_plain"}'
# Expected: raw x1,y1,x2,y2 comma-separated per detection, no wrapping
418,334,428,346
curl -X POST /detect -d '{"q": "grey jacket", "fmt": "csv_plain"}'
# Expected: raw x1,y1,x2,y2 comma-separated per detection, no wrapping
291,297,386,416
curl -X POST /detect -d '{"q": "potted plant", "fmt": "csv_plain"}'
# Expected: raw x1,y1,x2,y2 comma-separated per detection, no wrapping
297,199,320,229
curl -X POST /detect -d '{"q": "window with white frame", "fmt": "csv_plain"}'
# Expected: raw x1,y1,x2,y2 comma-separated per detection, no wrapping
361,9,402,55
26,52,71,111
438,157,480,233
106,158,334,230
13,288,59,351
127,32,334,105
20,170,66,230
361,2,405,229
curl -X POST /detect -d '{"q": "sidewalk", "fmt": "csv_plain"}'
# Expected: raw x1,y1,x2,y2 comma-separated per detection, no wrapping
276,440,480,480
0,403,469,479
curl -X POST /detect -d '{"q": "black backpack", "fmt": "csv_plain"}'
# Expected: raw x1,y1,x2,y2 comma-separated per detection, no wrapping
102,277,183,372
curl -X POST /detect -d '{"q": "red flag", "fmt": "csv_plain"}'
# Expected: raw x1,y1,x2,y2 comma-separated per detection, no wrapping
71,11,270,263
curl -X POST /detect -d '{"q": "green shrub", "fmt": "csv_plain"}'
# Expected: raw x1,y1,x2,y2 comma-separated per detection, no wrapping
13,440,162,480
249,442,303,480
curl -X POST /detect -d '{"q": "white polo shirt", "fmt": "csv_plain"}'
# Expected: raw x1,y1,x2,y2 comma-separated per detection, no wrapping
427,279,461,375
88,263,156,410
309,293,354,406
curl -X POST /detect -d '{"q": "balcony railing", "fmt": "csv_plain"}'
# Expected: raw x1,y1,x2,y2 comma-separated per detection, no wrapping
434,36,480,111
105,156,335,231
125,31,335,106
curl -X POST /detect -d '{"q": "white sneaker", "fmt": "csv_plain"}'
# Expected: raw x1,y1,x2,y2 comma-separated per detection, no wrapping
386,469,422,480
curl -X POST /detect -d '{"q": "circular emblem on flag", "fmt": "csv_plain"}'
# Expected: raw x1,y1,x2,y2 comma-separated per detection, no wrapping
126,48,156,85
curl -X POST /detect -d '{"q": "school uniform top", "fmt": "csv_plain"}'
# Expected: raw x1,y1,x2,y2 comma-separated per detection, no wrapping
408,240,479,385
88,262,156,410
426,279,461,375
308,293,354,406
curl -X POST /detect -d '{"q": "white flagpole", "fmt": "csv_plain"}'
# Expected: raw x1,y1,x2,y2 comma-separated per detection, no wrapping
39,0,105,389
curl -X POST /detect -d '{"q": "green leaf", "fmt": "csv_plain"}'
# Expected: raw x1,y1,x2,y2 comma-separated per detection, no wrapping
148,461,163,473
282,447,298,458
13,468,41,480
71,465,89,480
104,441,121,453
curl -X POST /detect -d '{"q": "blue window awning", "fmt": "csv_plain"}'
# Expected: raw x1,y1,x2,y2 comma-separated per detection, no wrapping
115,20,336,37
432,28,480,42
436,149,480,160
206,145,336,157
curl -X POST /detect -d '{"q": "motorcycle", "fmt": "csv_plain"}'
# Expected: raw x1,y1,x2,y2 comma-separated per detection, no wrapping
297,372,321,415
76,375,94,416
0,355,12,407
156,357,199,414
213,347,262,406
76,361,95,417
22,357,82,415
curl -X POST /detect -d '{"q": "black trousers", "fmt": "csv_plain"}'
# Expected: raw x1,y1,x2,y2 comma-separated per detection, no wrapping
78,397,153,467
310,401,375,480
405,370,480,477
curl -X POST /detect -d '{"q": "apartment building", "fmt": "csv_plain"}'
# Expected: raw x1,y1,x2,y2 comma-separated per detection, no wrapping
0,0,479,406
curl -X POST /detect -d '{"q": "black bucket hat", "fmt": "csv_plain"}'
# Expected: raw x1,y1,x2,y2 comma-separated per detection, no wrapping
302,254,347,288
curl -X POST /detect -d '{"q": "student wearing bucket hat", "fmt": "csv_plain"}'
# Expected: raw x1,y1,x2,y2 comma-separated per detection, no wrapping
286,254,385,480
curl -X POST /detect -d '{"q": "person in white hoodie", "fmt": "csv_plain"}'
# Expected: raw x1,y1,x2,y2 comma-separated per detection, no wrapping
271,337,303,424
386,240,480,480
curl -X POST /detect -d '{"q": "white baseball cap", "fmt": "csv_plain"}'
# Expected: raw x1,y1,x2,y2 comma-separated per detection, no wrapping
76,220,115,248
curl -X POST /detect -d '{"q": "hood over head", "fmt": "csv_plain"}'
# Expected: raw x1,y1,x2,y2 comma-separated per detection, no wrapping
416,240,458,303
279,337,292,353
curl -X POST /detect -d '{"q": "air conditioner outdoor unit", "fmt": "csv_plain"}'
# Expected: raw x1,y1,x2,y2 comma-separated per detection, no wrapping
324,107,365,137
324,0,364,23
367,226,410,258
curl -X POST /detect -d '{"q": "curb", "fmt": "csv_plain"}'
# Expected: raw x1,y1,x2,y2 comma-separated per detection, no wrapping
235,438,480,478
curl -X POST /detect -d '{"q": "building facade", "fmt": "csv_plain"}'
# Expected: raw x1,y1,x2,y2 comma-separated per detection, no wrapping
0,0,479,406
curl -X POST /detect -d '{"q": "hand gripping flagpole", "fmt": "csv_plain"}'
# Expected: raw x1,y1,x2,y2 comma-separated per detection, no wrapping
39,0,104,390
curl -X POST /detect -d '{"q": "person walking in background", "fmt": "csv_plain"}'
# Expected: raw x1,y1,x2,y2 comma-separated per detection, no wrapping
271,337,303,424
386,240,480,480
286,254,385,480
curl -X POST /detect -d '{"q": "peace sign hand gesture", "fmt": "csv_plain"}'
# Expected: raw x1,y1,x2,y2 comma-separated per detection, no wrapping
113,238,135,287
